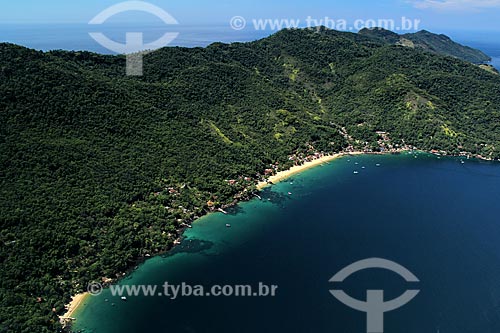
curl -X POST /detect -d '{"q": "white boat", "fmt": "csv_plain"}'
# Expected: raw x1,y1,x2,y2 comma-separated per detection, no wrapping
121,297,127,301
376,164,381,167
226,224,231,228
353,171,359,174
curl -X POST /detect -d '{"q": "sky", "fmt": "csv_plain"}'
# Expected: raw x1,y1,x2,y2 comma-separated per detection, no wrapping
1,0,499,32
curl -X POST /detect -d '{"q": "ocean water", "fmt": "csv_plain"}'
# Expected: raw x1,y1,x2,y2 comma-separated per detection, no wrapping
74,153,500,333
451,31,500,69
0,24,271,53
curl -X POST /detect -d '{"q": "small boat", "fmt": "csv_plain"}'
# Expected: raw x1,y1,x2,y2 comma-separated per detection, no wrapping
361,166,366,169
187,225,193,228
217,208,228,214
376,164,381,167
121,297,127,301
355,162,359,165
226,224,231,228
288,192,292,195
353,171,359,174
461,160,465,164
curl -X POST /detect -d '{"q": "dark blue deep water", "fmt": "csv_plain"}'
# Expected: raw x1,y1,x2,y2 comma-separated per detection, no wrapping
74,153,500,333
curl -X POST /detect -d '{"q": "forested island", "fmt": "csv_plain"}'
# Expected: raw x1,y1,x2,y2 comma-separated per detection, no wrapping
1,27,500,332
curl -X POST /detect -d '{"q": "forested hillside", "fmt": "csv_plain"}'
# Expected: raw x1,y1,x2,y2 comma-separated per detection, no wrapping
359,27,492,63
1,27,500,332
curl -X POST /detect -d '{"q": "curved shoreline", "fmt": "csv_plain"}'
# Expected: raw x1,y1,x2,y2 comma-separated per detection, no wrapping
59,293,90,326
256,152,363,190
64,149,433,326
58,148,500,327
61,151,376,324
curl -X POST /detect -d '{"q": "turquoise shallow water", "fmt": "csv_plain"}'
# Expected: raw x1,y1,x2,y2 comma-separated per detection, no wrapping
74,153,500,333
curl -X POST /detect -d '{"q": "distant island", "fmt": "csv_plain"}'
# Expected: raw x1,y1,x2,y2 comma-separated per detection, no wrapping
1,27,500,332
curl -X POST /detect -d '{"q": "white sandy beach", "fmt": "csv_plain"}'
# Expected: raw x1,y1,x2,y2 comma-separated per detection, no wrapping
256,152,362,190
62,151,360,322
60,292,90,321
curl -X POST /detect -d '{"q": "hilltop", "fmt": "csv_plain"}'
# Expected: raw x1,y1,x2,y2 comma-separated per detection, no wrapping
359,27,492,63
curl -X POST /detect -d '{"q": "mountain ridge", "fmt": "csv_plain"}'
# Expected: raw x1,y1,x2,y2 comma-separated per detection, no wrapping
358,27,492,63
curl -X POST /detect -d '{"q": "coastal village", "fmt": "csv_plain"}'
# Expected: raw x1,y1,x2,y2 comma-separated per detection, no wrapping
59,129,498,328
125,128,497,250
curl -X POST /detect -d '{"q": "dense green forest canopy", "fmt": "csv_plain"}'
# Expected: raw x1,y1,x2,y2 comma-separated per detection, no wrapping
1,27,500,332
